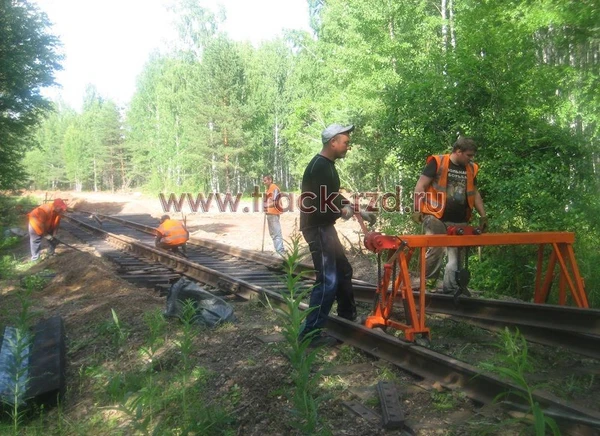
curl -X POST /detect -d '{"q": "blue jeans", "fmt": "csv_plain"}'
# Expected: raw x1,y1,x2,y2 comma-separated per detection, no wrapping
300,225,356,336
266,214,284,254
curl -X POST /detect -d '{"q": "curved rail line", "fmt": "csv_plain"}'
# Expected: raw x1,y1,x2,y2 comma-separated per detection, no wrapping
78,210,600,360
59,211,600,431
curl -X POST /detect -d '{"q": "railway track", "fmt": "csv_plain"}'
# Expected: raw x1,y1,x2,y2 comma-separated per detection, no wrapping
74,211,600,359
60,211,600,432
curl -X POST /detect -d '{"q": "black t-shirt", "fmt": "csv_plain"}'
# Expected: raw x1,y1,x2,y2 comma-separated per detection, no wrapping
300,154,349,230
423,158,476,222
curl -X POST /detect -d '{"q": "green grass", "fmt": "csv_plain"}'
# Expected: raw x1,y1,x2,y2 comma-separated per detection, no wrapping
0,254,18,279
0,299,235,435
430,390,456,411
0,196,240,434
331,344,369,365
480,328,561,436
0,236,20,250
376,365,401,383
320,375,350,392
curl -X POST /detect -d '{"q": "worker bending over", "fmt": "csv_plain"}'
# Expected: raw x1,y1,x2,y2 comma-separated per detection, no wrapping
155,215,189,256
28,198,68,261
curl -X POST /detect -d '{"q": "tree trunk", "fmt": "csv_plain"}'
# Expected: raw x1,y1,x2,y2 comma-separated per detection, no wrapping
441,0,448,53
93,157,98,192
223,128,230,192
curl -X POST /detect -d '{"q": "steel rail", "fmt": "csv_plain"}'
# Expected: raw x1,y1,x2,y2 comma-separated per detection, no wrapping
447,316,600,360
412,292,600,336
62,214,600,431
326,318,600,430
77,212,600,355
351,286,600,359
350,286,600,337
75,210,291,269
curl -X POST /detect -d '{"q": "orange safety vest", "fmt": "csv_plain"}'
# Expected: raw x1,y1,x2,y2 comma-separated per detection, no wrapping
421,154,479,221
265,183,282,215
157,219,189,246
28,204,62,236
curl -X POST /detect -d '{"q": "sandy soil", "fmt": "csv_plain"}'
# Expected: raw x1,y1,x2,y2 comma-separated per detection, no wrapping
2,191,423,435
3,191,595,435
30,190,379,283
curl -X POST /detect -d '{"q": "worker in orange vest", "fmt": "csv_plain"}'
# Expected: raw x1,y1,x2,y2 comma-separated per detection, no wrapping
263,175,285,254
412,136,488,294
28,198,68,261
155,215,189,255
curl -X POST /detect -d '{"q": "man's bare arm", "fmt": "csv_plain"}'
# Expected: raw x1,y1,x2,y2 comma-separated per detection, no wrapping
474,190,486,217
414,175,433,211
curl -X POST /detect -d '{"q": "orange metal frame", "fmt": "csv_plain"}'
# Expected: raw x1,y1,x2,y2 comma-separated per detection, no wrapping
361,230,588,341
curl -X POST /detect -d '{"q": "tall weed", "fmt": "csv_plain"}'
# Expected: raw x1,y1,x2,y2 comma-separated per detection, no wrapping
0,279,36,434
267,234,327,434
481,328,561,436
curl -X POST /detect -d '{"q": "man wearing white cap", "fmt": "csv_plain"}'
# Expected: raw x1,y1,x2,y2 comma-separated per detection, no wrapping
298,124,374,347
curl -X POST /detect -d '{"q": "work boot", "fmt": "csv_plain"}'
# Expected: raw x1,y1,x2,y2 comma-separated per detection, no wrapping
410,273,421,291
306,332,339,349
347,314,367,325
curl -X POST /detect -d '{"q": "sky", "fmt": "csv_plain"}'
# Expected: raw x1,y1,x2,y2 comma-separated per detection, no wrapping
33,0,312,111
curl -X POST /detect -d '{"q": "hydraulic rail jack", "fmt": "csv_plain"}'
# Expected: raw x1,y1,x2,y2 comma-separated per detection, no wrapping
362,233,430,341
355,216,589,342
446,225,483,302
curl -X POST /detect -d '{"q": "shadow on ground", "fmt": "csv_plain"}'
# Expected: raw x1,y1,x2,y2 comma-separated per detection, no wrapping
189,223,232,235
73,200,126,215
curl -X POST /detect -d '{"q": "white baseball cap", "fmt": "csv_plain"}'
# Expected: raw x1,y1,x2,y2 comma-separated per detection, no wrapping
321,124,355,144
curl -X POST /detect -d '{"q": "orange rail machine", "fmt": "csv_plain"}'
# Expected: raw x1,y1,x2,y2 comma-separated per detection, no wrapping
356,217,589,341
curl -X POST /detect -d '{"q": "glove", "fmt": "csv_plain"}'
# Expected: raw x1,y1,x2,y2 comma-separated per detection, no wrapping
45,235,56,242
479,216,489,233
359,210,377,226
411,211,424,224
341,205,354,220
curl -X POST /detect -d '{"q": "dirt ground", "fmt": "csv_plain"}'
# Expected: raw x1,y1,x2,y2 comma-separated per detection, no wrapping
33,190,380,283
3,191,457,435
4,191,598,435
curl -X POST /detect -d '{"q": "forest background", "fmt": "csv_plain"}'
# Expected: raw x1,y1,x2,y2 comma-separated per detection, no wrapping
3,0,600,305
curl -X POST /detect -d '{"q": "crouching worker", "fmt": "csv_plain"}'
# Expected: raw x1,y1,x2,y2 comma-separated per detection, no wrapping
155,215,189,256
28,198,68,261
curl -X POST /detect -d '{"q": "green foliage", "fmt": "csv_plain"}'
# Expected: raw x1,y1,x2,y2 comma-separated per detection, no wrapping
79,304,233,435
376,365,401,383
561,374,596,398
177,298,200,427
481,328,561,436
430,390,458,411
20,274,49,293
98,309,129,350
0,278,37,435
23,90,125,191
177,299,197,371
139,309,168,364
331,344,368,365
267,234,326,434
18,0,600,303
0,195,37,230
0,255,18,280
0,0,62,189
2,327,32,435
0,237,19,251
